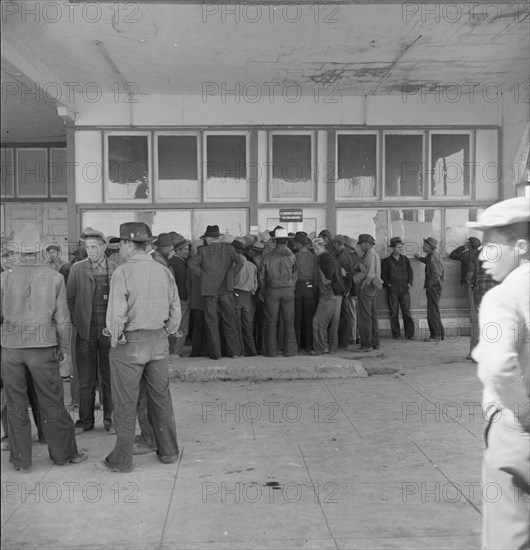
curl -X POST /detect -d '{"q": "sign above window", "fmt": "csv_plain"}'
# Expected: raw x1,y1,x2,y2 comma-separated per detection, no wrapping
279,208,303,222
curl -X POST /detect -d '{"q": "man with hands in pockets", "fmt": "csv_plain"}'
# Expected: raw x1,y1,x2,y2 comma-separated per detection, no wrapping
97,222,181,473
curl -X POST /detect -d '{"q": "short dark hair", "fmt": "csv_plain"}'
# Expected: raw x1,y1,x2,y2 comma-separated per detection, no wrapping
133,241,149,252
274,238,289,246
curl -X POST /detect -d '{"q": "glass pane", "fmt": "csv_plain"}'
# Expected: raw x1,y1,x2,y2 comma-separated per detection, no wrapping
336,208,388,257
50,148,68,197
389,208,442,256
1,149,15,197
445,208,486,256
337,135,377,198
385,135,423,197
475,130,499,199
431,134,470,196
193,209,248,241
107,135,149,200
205,135,247,200
271,134,313,199
157,135,199,201
17,149,48,197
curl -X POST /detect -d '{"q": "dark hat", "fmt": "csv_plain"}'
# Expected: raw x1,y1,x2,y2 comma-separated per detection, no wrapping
201,225,221,238
466,197,530,230
271,228,294,240
251,242,265,251
106,235,120,245
318,229,333,242
81,227,106,242
45,243,61,252
232,236,246,251
173,235,190,250
332,234,345,246
294,231,310,245
154,233,175,247
358,234,375,245
389,237,403,247
423,237,438,249
344,236,357,250
119,222,155,243
468,236,481,247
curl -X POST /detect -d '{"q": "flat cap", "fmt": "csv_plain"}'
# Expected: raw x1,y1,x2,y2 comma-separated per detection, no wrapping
358,234,375,245
466,197,530,230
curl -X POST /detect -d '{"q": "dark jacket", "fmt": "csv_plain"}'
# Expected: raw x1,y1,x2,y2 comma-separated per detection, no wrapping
419,252,444,289
188,242,243,296
169,256,189,301
450,245,478,285
66,258,118,340
319,247,347,296
259,245,297,291
381,254,413,290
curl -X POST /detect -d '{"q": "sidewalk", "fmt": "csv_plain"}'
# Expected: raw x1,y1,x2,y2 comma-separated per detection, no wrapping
1,337,484,550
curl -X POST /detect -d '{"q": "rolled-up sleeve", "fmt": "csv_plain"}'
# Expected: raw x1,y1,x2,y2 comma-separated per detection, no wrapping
166,278,182,334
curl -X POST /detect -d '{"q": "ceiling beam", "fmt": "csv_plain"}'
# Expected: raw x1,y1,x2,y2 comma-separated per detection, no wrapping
1,31,76,122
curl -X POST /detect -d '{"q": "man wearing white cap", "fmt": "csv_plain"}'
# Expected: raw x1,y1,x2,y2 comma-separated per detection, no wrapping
466,197,529,550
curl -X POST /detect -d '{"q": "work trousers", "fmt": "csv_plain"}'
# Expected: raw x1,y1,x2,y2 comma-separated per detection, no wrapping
76,324,112,429
263,287,297,357
2,347,78,468
204,293,241,359
170,299,190,356
387,287,414,339
234,290,257,356
425,286,445,340
482,411,530,549
136,378,156,448
106,329,178,472
312,293,342,354
190,309,208,357
338,295,354,349
294,281,316,352
358,288,380,349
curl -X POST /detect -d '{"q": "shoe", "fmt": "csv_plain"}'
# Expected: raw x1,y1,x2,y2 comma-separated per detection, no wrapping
103,420,116,435
14,465,31,473
406,336,415,340
94,460,127,473
157,450,180,464
54,452,88,466
1,438,9,451
392,336,401,340
357,347,373,353
134,443,156,455
424,338,441,343
373,345,380,350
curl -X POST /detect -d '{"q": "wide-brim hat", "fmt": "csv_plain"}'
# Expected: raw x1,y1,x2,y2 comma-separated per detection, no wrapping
173,235,190,250
107,235,120,245
466,197,530,231
358,234,376,245
251,242,265,251
389,237,403,247
119,222,155,243
332,234,345,246
423,237,438,249
201,225,221,238
154,232,175,247
271,228,294,240
294,231,310,245
344,236,357,251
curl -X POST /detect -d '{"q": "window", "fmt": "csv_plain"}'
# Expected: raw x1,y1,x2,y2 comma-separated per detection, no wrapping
270,133,314,200
430,133,471,197
50,148,68,198
445,207,486,256
1,149,15,197
204,133,248,200
105,132,151,202
17,148,48,198
155,134,199,202
384,133,424,197
336,134,377,199
336,208,389,257
389,208,442,256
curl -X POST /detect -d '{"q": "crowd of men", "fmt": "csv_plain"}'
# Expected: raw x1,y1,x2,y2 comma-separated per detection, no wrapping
0,198,529,550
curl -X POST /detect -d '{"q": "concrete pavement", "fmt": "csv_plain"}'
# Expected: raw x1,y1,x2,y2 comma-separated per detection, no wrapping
1,336,485,550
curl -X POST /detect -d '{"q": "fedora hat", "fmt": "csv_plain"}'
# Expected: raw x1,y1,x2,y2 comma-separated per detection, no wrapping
154,232,175,247
271,228,294,240
358,234,375,245
344,236,357,251
294,231,310,245
389,237,403,247
119,222,155,243
423,237,438,249
173,234,190,250
201,225,221,238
